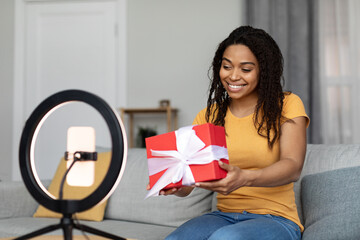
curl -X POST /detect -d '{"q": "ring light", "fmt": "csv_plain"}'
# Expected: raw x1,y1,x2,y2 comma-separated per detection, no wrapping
16,89,127,240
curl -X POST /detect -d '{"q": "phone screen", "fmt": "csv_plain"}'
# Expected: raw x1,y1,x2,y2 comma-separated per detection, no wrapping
66,126,95,186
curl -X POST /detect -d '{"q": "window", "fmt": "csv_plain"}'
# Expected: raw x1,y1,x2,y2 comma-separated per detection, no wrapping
319,0,360,143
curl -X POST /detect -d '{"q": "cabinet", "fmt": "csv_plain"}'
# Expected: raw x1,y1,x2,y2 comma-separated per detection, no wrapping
119,107,178,148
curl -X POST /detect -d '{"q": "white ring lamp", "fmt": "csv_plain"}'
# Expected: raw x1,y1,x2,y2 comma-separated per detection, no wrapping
15,89,128,240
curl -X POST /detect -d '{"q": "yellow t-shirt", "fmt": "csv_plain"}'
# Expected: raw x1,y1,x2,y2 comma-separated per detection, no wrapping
193,93,309,231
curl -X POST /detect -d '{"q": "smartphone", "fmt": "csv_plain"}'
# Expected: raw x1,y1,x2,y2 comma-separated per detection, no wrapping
66,126,95,186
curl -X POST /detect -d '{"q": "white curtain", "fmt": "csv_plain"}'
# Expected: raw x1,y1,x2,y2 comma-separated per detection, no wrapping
319,0,360,144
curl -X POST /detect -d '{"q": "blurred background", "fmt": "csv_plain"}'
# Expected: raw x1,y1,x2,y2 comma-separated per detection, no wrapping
0,0,359,181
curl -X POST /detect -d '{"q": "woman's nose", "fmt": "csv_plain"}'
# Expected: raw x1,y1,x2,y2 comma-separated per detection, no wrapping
229,69,241,81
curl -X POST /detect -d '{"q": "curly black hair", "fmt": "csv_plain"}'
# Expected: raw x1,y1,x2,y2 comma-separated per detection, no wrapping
205,26,287,149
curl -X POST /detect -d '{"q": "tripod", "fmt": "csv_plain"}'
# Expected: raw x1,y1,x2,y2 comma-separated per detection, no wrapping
14,213,126,240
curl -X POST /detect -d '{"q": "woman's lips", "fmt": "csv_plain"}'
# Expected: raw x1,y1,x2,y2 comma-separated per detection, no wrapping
227,82,246,91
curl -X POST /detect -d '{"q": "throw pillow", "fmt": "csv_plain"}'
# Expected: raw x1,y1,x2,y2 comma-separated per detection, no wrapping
301,166,360,240
33,151,112,221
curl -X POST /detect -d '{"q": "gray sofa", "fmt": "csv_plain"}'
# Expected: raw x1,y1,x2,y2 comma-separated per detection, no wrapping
1,144,360,240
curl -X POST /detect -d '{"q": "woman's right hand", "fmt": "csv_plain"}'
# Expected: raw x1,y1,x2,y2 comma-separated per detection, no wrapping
146,184,194,197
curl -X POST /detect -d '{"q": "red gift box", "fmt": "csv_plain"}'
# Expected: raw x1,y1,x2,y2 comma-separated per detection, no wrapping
145,123,229,196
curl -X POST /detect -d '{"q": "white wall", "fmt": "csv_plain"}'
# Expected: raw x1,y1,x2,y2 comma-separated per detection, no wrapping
0,0,243,180
0,0,15,181
126,0,242,143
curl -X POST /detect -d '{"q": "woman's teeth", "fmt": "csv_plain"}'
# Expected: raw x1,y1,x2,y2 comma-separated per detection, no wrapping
229,84,245,89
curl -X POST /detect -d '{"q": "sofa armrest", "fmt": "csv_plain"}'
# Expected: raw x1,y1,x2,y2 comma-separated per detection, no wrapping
0,181,39,219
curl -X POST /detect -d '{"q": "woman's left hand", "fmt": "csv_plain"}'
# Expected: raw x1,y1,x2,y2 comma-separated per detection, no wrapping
194,161,254,195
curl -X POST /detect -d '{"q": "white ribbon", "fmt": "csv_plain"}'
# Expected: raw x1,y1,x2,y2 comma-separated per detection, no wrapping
146,126,228,198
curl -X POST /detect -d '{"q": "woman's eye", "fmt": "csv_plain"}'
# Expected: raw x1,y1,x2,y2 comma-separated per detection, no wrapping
223,65,231,70
242,69,251,72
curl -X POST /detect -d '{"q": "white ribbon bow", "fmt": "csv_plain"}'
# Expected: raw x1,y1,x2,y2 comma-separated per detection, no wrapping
146,125,228,198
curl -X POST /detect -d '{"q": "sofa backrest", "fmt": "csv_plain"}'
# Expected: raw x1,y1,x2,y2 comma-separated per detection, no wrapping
294,144,360,223
105,148,214,228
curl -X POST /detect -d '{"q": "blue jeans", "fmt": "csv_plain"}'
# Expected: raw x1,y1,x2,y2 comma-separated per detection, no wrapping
165,211,301,240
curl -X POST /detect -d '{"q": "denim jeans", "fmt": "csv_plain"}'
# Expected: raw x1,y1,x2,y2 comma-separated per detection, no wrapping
165,211,301,240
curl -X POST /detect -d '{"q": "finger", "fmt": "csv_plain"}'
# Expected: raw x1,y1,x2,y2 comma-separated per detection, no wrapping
160,188,178,196
146,184,150,190
194,183,212,192
195,181,231,195
196,184,226,194
195,180,222,189
219,161,231,171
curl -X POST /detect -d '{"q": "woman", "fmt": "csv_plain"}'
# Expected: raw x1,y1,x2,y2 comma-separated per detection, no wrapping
163,26,309,240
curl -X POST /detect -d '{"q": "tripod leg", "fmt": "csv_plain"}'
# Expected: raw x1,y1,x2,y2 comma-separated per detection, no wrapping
74,223,126,240
62,224,73,240
13,223,61,240
61,215,74,240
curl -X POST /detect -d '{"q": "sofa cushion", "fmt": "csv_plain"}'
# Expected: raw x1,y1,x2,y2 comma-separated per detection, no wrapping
105,148,213,228
301,166,360,240
294,144,360,223
0,181,39,219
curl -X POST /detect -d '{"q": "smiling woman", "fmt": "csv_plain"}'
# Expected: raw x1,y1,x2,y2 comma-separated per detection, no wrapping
164,26,309,240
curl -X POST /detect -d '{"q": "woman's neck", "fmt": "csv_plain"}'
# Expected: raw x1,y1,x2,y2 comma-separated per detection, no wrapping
229,94,258,118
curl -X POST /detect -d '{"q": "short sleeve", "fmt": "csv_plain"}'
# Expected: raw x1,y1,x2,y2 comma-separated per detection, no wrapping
282,93,310,128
